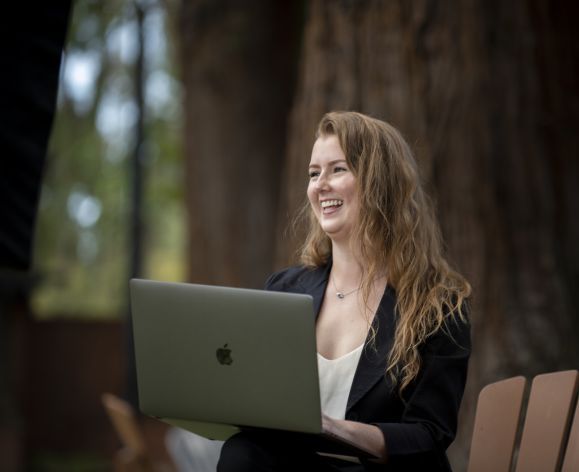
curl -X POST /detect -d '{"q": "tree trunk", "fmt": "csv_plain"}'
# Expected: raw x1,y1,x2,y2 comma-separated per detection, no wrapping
178,0,302,288
276,0,579,467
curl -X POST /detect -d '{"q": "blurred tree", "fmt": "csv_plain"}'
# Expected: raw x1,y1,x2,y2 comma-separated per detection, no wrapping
33,0,185,318
177,0,304,288
274,0,579,467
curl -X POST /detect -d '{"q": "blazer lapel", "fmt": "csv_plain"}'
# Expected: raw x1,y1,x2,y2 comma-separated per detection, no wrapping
346,285,397,412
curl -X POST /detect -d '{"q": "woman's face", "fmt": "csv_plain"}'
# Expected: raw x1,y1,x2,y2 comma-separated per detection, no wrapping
307,135,359,243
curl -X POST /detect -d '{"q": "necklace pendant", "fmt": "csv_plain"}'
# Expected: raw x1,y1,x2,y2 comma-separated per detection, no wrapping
336,292,345,299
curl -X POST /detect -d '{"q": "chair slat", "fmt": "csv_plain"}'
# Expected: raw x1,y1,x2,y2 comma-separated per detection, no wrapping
102,393,147,456
515,370,579,472
561,392,579,472
467,376,527,472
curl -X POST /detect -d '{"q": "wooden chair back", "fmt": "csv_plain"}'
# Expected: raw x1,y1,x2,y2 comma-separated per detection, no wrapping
467,376,527,472
561,397,579,472
468,370,579,472
515,371,578,472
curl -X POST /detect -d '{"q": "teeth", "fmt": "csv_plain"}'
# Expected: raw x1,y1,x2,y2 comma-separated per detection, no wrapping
321,200,343,208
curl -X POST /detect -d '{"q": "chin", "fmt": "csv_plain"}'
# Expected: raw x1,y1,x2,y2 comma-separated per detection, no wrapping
320,223,340,235
322,227,350,242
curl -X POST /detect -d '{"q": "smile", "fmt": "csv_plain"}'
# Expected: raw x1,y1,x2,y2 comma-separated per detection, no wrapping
320,199,343,209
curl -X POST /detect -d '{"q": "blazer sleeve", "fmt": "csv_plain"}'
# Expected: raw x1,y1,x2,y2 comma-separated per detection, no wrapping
374,312,471,462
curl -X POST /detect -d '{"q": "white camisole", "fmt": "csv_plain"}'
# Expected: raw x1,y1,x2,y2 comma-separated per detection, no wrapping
317,344,364,420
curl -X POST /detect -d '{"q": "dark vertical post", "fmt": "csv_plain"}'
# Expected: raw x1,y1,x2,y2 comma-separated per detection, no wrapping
127,0,146,407
0,2,71,468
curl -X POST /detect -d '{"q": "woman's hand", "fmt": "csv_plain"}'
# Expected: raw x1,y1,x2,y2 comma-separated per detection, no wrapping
322,414,388,463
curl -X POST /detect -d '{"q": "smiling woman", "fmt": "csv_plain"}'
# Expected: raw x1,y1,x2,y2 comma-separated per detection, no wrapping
217,111,471,471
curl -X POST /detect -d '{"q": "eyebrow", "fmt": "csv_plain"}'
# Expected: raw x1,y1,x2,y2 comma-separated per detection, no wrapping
308,159,348,169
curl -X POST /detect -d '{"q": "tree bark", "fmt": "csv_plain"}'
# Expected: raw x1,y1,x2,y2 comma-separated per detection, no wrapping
275,0,579,467
178,0,302,288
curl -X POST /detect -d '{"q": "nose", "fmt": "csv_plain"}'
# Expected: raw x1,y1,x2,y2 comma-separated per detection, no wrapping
314,171,330,192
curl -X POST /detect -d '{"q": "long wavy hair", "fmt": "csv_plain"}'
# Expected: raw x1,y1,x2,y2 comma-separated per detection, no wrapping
300,111,471,392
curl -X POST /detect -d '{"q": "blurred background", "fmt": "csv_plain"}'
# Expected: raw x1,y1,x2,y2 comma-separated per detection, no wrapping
1,0,578,470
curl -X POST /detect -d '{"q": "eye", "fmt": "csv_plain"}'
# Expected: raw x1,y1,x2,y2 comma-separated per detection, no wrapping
309,170,320,178
334,166,348,173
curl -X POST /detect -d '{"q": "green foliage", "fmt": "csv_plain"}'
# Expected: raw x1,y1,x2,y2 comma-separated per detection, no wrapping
32,0,185,319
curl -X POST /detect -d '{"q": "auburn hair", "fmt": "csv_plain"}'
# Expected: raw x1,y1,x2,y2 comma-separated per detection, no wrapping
299,111,471,392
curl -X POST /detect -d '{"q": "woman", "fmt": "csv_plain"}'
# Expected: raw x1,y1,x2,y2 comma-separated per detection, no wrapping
217,111,471,471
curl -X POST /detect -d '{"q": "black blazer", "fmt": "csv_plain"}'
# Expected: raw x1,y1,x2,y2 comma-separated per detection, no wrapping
265,263,471,471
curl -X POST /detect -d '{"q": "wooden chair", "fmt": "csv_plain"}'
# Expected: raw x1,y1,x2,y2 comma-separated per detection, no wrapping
467,375,527,472
467,370,579,472
562,396,579,472
101,392,170,472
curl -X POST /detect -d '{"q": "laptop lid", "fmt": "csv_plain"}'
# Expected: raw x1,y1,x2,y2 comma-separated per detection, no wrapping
130,278,323,439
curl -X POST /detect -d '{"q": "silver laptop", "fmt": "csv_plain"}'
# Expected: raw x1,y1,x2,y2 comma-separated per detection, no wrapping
130,278,378,458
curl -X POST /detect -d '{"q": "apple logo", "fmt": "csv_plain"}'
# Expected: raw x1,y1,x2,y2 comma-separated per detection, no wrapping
216,343,233,365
